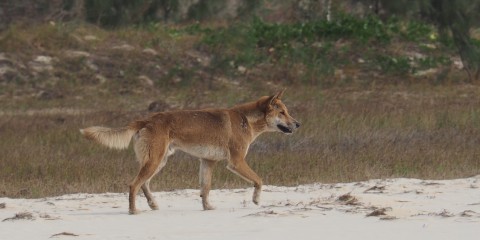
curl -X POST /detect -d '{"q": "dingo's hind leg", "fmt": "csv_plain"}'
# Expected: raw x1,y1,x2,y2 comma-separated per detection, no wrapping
129,131,169,215
141,158,168,210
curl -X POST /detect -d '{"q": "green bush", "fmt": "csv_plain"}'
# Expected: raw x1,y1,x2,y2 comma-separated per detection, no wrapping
251,14,393,48
401,21,435,41
197,14,454,85
417,56,451,70
84,0,177,27
376,55,411,75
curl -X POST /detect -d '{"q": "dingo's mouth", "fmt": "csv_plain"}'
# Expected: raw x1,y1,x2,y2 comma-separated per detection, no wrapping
277,124,292,134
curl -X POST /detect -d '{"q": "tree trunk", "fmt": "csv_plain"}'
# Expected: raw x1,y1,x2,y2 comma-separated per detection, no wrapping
430,0,480,82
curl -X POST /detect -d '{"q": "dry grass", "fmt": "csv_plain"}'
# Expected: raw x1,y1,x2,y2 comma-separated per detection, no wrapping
1,85,480,198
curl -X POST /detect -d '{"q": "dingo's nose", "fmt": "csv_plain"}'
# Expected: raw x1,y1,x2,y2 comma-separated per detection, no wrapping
295,122,301,128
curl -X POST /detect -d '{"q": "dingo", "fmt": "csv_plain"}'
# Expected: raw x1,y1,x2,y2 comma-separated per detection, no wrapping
80,90,300,214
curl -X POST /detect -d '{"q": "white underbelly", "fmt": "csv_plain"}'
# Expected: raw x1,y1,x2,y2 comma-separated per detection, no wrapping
177,145,229,161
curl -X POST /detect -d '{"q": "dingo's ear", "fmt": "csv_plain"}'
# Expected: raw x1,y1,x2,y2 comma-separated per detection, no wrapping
276,89,285,99
269,89,286,106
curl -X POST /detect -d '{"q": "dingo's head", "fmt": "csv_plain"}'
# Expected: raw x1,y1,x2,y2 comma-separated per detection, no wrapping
263,90,300,134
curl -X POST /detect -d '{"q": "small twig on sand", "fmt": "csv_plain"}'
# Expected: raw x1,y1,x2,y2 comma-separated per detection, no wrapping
336,193,359,205
2,212,35,222
380,216,398,220
366,208,388,217
363,185,386,193
437,209,454,218
50,232,79,238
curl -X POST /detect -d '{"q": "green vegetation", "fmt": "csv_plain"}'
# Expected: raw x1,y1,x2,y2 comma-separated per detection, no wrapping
197,15,450,85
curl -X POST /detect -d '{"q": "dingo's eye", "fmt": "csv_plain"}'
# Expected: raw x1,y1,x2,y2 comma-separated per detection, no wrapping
280,111,286,115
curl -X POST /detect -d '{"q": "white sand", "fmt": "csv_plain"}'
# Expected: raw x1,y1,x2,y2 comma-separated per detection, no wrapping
1,176,479,240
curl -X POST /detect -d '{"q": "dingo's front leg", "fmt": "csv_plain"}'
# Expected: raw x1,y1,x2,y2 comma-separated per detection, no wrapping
199,159,217,210
227,158,263,205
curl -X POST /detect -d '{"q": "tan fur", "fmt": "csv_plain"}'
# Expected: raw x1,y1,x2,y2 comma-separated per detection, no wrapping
80,90,300,214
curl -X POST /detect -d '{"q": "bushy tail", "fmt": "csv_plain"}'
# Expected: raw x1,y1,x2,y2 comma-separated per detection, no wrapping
80,121,146,150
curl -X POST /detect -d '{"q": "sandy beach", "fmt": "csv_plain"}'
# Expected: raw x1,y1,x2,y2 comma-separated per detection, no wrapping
1,176,479,240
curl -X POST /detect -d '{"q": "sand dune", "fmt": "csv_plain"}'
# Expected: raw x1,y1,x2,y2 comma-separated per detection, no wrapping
1,176,479,239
